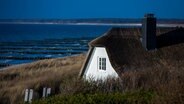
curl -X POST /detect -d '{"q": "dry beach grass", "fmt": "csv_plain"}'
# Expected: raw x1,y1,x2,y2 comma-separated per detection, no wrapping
0,54,85,104
0,47,183,103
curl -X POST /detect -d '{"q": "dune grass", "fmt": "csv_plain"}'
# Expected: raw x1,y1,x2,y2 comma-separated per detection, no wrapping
33,64,184,104
0,54,85,104
0,52,184,104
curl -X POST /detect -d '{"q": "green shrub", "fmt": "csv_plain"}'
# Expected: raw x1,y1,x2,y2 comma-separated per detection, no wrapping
33,90,155,104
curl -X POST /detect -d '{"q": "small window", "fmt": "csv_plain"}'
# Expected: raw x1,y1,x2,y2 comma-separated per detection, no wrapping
98,57,106,70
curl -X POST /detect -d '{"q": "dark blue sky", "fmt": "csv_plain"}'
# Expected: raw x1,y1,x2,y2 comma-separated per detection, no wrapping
0,0,184,19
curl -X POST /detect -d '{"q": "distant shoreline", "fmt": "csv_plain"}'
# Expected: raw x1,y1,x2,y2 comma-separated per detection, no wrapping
0,53,84,71
0,22,184,27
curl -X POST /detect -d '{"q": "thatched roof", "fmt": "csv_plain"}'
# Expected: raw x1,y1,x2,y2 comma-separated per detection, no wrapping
80,27,184,77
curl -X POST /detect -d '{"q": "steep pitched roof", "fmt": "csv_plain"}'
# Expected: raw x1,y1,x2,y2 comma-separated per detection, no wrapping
80,27,184,77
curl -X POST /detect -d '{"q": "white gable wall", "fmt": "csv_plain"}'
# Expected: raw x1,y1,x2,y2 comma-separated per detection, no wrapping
83,47,119,81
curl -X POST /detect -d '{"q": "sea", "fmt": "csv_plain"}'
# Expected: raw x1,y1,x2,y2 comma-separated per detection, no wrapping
0,24,112,68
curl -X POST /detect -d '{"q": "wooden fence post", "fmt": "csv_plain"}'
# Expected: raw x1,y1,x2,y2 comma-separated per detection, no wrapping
46,88,51,97
28,89,33,103
24,89,29,102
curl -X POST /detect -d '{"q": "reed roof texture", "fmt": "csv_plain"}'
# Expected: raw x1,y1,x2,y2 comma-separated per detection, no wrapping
80,27,184,77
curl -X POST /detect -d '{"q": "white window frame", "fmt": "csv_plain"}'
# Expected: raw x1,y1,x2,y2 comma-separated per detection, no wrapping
98,57,106,71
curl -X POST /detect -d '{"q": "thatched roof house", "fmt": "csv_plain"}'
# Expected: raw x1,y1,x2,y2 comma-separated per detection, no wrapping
79,27,184,80
79,12,183,81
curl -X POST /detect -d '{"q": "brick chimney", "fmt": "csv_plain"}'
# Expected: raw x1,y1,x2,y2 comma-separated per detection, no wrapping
142,14,157,50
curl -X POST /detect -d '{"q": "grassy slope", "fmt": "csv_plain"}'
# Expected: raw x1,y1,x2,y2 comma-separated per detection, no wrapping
0,51,183,104
0,54,85,104
0,41,184,103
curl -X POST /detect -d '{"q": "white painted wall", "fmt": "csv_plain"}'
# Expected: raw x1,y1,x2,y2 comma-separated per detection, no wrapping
83,47,119,81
